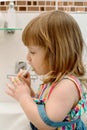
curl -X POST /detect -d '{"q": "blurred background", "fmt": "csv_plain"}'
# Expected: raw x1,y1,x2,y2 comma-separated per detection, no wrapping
0,0,87,130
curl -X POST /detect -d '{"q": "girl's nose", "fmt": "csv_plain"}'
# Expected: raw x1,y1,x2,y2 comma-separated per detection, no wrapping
26,53,31,63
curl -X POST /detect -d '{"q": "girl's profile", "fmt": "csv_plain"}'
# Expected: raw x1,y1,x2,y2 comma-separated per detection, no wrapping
6,10,87,130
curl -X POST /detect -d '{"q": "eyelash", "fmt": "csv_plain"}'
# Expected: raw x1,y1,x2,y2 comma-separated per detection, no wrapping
30,51,35,54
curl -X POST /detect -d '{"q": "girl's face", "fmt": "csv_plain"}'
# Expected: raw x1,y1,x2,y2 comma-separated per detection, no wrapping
27,45,50,75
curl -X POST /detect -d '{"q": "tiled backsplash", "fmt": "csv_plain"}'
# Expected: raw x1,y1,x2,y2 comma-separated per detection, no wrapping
0,0,87,12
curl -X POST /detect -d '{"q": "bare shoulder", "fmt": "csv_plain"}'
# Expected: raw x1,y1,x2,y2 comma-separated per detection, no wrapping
52,78,80,106
45,78,80,122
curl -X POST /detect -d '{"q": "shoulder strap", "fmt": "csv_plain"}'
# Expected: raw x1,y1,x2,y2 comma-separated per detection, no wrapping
47,75,83,100
47,82,57,99
63,75,83,98
37,104,86,129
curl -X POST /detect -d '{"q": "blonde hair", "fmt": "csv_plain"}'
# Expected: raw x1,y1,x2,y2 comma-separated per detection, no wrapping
22,10,87,87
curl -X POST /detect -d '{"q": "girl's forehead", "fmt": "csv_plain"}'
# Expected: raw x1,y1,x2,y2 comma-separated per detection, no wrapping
27,45,46,54
28,45,42,50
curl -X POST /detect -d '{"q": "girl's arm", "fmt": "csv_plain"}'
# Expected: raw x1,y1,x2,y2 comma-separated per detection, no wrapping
6,77,79,130
6,77,55,130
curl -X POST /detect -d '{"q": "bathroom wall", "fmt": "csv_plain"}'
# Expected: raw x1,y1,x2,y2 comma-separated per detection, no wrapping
0,0,87,12
0,12,40,102
0,0,87,102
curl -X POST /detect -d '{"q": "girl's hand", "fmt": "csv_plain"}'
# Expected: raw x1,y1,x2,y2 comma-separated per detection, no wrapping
17,69,35,97
6,76,31,102
17,69,31,87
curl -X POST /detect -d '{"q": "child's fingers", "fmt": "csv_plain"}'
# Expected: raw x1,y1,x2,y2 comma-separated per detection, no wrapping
14,76,25,85
7,83,15,91
17,69,27,79
18,71,30,82
10,77,19,86
6,83,15,97
11,76,26,87
6,89,14,97
17,69,24,76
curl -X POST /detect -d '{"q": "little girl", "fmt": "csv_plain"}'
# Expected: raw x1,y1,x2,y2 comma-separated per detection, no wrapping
7,10,87,130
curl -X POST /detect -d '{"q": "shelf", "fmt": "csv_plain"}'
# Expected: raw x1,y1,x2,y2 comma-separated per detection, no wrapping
0,28,22,30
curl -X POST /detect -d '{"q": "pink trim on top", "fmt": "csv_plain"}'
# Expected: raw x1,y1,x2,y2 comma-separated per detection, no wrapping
47,75,83,100
64,75,83,98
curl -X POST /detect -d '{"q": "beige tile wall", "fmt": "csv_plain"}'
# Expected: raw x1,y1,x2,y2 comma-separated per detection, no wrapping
0,0,87,12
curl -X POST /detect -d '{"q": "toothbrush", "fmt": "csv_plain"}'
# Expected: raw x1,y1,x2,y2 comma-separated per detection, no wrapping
7,68,31,79
23,68,30,77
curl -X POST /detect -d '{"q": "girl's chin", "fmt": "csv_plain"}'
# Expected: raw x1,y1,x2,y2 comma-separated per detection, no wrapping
36,71,48,76
31,67,49,75
34,70,44,75
35,71,42,75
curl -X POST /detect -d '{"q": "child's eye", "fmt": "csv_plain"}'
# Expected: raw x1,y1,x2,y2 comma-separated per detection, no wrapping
30,51,35,54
